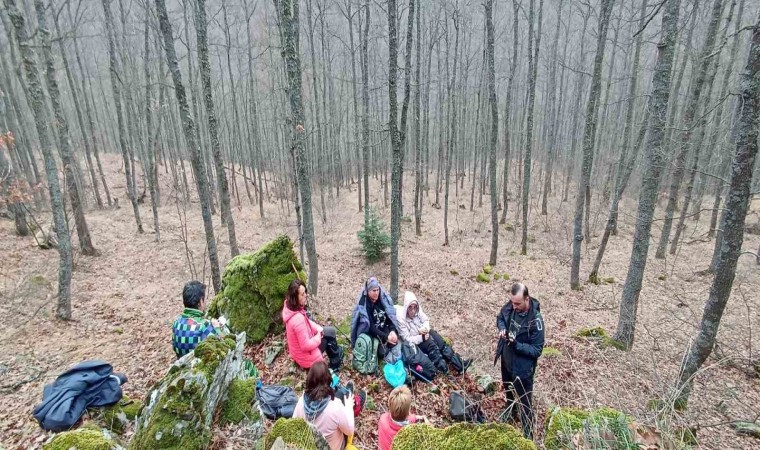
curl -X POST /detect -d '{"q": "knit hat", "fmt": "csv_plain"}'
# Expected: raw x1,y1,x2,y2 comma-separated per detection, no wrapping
366,277,380,291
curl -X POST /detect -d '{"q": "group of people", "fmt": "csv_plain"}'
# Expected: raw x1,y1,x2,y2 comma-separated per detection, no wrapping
170,276,545,449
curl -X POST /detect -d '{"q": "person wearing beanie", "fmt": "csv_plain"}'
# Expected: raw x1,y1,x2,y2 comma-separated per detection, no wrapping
395,291,471,374
349,277,401,357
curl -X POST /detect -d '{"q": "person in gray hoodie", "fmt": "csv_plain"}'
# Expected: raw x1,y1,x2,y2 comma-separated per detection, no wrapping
395,291,471,374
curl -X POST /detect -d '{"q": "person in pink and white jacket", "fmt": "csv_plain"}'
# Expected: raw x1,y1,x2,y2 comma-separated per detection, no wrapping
282,279,343,370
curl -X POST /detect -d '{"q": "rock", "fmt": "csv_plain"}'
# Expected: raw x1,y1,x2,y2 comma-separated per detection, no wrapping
43,428,124,450
264,341,285,366
130,334,249,450
733,421,760,439
544,406,632,450
34,224,57,249
90,396,144,434
476,375,499,396
393,423,536,450
574,326,608,339
209,235,306,344
262,418,330,450
220,378,258,426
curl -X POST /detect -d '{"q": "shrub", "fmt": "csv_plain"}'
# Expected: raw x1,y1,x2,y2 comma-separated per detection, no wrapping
358,207,391,262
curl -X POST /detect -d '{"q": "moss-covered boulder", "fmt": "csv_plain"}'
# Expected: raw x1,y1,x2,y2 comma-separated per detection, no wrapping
43,428,123,450
220,378,258,425
544,406,633,450
90,396,143,434
392,423,536,450
262,418,330,450
209,235,306,343
130,334,249,450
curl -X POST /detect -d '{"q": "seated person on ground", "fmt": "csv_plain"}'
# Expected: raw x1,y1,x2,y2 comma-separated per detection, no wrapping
293,361,366,450
172,280,227,358
283,279,342,370
378,385,428,450
396,291,471,374
350,277,400,357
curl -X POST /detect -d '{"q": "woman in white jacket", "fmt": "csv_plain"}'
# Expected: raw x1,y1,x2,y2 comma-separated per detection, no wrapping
395,291,470,374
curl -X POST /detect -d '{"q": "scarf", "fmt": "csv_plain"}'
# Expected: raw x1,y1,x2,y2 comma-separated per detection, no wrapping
303,394,330,421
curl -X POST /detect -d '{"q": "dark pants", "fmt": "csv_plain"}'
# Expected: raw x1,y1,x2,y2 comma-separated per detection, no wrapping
419,329,465,373
319,326,343,370
500,359,535,438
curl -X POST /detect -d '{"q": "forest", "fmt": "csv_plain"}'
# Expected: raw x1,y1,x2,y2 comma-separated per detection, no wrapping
1,0,759,448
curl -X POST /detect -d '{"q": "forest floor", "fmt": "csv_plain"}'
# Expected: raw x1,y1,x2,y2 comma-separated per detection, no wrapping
1,153,759,449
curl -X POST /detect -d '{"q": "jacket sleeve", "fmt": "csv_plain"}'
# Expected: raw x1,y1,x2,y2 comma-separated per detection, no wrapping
293,314,322,352
419,309,430,331
397,315,423,345
514,312,545,359
496,308,507,333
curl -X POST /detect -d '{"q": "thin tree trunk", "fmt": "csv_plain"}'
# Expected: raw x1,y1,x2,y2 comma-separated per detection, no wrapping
541,0,564,216
155,0,221,292
443,12,459,247
500,0,519,224
614,0,682,349
6,0,73,319
486,0,498,265
361,0,370,224
143,4,161,241
413,0,423,236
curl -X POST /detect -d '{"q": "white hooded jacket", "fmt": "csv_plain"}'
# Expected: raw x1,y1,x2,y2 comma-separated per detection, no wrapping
394,291,430,345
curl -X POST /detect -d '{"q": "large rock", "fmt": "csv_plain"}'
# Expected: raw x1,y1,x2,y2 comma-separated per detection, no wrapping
129,334,248,450
262,418,330,450
43,427,123,450
392,423,536,450
209,235,306,344
544,406,632,450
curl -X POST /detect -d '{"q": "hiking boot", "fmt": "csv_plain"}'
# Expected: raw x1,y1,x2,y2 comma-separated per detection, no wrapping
436,360,449,374
353,389,367,417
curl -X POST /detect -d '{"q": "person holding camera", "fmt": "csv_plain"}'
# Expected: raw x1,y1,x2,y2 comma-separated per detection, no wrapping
494,283,545,439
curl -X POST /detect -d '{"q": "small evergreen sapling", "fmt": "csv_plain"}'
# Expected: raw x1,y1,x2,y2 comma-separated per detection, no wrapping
358,207,391,262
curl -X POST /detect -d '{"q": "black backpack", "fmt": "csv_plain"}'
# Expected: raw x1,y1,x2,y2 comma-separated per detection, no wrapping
401,342,437,383
449,390,485,423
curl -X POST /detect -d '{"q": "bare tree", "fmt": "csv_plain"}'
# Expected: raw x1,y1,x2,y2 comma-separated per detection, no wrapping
485,0,498,265
499,0,519,224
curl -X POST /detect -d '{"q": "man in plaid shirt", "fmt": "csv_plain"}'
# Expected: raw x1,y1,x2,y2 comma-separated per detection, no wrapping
172,281,225,358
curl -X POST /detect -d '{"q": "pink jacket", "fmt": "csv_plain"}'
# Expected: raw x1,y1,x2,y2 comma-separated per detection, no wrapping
377,412,418,450
282,303,324,369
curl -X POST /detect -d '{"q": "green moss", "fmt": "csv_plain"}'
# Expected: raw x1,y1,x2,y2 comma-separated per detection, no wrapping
43,428,117,450
544,407,634,450
658,273,667,281
575,326,608,339
365,395,376,411
96,396,143,434
527,235,536,244
450,269,459,275
601,337,627,351
263,418,318,450
505,223,515,231
209,235,306,344
476,272,491,283
221,379,258,425
392,423,536,450
194,335,237,382
541,347,561,358
493,273,501,281
604,277,616,284
483,264,493,274
503,273,510,280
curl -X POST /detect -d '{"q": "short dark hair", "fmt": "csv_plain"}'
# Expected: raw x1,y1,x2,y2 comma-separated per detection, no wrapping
286,279,307,311
510,283,528,298
305,361,333,401
183,281,206,308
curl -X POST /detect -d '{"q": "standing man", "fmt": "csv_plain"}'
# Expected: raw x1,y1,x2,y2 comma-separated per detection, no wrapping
494,283,544,438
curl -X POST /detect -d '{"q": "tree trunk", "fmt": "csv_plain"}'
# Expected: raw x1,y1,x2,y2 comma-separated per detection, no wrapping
614,0,682,349
676,12,759,405
589,0,649,283
361,0,370,225
36,0,98,257
413,1,423,236
541,0,564,216
485,0,498,265
500,0,519,224
6,0,73,320
143,5,161,241
443,12,459,247
521,0,544,255
155,0,221,292
197,0,239,257
278,0,319,296
655,0,725,259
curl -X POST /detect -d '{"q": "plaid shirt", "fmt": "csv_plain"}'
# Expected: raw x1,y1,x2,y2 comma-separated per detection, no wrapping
172,308,218,358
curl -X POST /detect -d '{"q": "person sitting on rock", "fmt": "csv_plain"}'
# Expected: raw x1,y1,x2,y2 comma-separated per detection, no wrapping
350,277,400,357
377,385,428,450
396,291,471,374
293,361,366,450
172,280,227,358
283,279,343,370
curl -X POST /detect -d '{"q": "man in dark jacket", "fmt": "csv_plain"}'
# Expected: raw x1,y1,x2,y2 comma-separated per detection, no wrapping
350,277,400,357
494,283,544,439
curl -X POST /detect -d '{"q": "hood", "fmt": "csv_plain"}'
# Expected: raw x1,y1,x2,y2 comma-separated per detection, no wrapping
401,291,420,320
282,303,301,324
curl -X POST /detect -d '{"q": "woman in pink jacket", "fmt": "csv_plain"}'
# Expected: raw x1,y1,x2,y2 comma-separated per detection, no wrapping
283,279,343,370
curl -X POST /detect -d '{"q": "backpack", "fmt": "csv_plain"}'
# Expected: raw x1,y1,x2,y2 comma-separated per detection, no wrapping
449,390,485,423
351,333,378,375
257,382,298,420
383,359,407,388
401,342,436,383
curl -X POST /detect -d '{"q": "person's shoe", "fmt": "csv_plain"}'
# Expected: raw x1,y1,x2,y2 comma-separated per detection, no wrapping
436,360,449,374
345,380,355,395
353,389,367,417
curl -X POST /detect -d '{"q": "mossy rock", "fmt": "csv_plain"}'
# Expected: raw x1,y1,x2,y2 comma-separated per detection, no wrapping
733,422,760,439
483,264,493,275
220,378,258,425
544,406,633,450
130,335,247,450
505,223,515,231
91,396,143,434
476,272,491,283
263,418,329,450
601,337,627,351
450,269,459,276
574,326,608,339
392,422,536,450
493,273,501,281
541,347,561,358
209,235,306,344
43,428,122,450
657,273,667,281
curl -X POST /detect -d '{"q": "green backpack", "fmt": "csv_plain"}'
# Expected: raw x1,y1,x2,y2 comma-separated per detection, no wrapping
352,334,379,375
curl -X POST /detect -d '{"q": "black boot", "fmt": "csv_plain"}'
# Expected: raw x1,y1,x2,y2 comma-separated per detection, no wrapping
323,327,344,370
444,346,469,374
